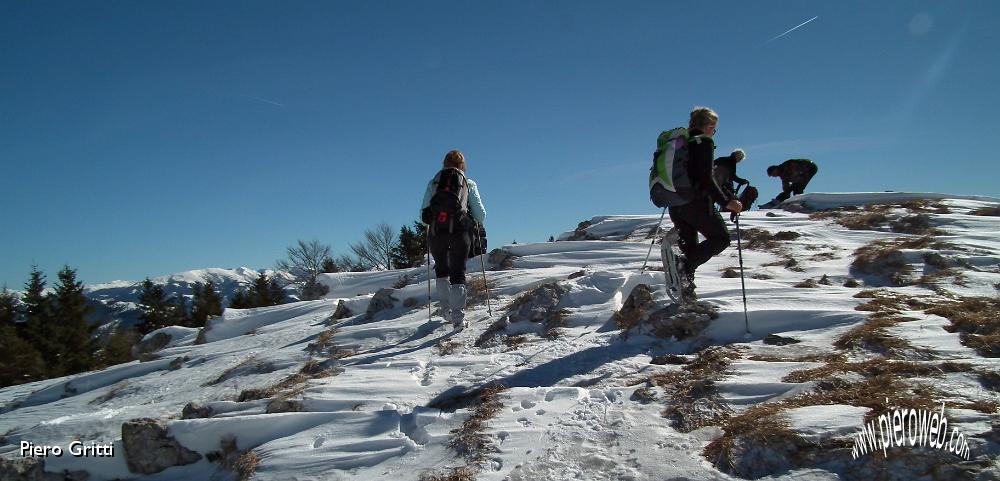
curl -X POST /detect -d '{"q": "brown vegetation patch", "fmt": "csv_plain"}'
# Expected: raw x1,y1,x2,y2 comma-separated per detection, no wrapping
833,316,928,358
436,340,463,356
890,214,941,235
613,284,655,332
647,346,746,432
306,328,355,359
852,289,938,313
503,334,528,350
899,199,951,214
720,267,740,278
739,228,799,250
448,384,508,466
783,358,939,384
465,276,497,307
762,256,804,272
850,236,954,286
237,359,341,402
206,436,261,481
419,467,477,481
809,252,838,262
969,205,1000,216
794,278,819,288
927,297,1000,357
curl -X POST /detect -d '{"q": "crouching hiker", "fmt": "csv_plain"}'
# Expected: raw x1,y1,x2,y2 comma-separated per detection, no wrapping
760,158,818,208
714,148,758,221
420,150,487,329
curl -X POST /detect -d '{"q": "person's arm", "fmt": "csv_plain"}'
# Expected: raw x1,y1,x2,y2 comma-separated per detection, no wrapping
419,176,436,224
690,136,731,205
467,179,486,225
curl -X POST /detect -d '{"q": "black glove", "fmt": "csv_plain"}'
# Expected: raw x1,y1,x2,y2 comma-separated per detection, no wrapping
736,179,749,187
730,212,739,222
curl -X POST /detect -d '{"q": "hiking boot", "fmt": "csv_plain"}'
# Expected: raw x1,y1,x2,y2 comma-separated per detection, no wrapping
682,273,697,300
449,283,467,328
435,278,451,322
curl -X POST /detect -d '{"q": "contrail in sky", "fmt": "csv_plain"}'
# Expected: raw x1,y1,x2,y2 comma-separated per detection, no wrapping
241,94,286,108
764,16,819,45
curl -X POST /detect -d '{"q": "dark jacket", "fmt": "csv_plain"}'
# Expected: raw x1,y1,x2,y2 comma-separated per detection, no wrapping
713,154,748,194
773,159,818,192
687,129,732,205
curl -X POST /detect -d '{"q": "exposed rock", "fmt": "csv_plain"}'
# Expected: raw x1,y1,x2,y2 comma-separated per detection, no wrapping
121,418,201,474
133,332,171,357
647,301,718,340
266,399,303,414
614,284,657,331
365,289,398,319
488,248,516,270
564,220,597,241
764,334,801,346
568,270,586,280
507,282,569,323
181,402,214,419
168,357,185,370
329,300,353,323
650,354,689,365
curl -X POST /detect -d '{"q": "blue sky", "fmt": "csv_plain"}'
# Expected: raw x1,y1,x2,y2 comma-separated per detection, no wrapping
2,0,998,288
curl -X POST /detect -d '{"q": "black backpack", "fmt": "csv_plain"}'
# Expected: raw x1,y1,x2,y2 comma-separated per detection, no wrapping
422,167,470,234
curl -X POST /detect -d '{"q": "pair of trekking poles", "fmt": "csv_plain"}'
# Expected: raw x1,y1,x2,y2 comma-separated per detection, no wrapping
425,227,493,323
640,186,751,334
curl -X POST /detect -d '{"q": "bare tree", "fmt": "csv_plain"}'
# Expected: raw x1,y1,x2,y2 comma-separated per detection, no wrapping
349,222,397,271
275,239,332,300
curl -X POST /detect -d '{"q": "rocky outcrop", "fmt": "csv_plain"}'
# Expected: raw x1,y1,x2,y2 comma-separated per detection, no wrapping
133,332,171,358
365,289,398,320
329,300,353,323
0,458,89,481
507,283,569,323
121,418,201,475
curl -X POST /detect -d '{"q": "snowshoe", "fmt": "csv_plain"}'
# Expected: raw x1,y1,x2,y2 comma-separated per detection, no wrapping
660,228,685,303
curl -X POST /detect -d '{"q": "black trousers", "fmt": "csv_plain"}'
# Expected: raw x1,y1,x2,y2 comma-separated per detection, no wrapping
775,166,818,202
668,197,731,275
429,230,471,284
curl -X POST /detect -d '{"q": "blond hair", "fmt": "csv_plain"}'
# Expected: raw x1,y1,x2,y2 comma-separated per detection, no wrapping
689,107,719,131
443,150,465,170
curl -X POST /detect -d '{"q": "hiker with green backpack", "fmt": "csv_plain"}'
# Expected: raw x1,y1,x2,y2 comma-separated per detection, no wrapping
420,150,487,329
649,107,742,299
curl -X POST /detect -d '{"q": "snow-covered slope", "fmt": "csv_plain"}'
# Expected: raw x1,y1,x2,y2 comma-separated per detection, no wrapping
1,193,998,481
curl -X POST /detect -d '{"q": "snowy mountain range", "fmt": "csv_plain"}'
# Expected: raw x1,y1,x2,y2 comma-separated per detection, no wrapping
1,192,998,481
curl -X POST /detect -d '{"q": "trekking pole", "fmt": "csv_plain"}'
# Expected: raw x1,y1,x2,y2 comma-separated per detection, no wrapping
639,207,668,273
426,229,433,323
734,213,751,335
475,227,493,316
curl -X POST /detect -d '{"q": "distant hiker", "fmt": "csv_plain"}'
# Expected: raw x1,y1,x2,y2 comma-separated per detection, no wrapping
652,107,742,298
420,150,487,329
714,148,758,221
760,158,818,208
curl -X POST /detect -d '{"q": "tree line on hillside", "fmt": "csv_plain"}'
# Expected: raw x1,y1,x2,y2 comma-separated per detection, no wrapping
0,221,428,388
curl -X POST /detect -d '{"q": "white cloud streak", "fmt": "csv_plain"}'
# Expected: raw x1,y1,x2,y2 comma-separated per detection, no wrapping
764,16,819,45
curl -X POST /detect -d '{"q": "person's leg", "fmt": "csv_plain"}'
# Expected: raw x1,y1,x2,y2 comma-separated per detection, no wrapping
447,231,472,325
429,235,452,320
684,199,731,273
668,206,698,273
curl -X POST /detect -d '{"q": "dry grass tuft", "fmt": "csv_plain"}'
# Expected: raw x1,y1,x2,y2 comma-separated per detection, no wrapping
833,316,924,357
838,212,889,230
307,328,355,359
238,359,342,402
927,297,1000,357
436,340,463,356
853,289,939,313
419,467,477,481
613,284,655,332
206,436,261,481
465,276,497,307
890,214,940,235
783,358,939,384
794,278,819,288
503,334,529,350
648,346,746,432
720,267,740,278
448,383,508,465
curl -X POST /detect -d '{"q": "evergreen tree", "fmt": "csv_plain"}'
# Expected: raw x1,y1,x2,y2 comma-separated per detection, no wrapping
168,294,189,327
269,277,287,305
229,287,252,309
321,257,339,273
391,222,428,268
0,323,47,388
137,279,172,334
251,271,272,307
0,287,18,327
51,266,94,375
94,326,138,369
190,281,223,327
22,265,58,371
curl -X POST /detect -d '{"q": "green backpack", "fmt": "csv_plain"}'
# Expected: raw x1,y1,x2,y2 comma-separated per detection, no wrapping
649,127,694,208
